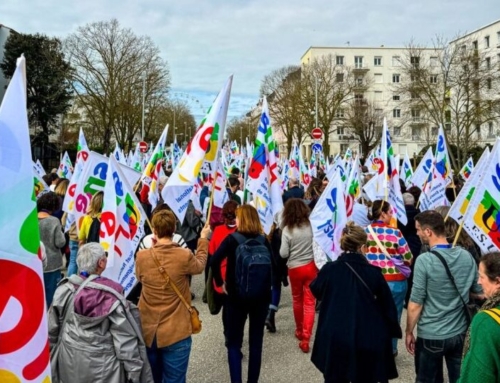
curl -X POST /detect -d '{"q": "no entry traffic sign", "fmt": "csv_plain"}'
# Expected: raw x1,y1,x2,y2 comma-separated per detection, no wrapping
311,128,323,140
139,141,148,153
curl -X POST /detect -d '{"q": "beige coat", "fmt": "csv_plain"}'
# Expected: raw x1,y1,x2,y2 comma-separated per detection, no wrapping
136,238,208,348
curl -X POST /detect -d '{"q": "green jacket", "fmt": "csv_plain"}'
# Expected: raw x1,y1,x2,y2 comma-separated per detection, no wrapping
459,308,500,383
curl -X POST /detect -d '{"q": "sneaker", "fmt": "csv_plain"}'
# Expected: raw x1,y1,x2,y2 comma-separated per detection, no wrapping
299,340,310,353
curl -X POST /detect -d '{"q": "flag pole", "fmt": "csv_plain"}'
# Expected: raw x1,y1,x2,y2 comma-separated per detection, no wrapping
452,220,465,247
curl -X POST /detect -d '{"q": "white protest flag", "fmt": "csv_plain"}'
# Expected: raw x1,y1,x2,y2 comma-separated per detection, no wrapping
57,151,74,180
0,56,51,381
460,139,500,254
246,97,283,234
126,150,133,167
34,159,45,176
400,151,414,187
163,76,232,223
213,159,229,209
101,156,146,295
33,171,50,198
288,143,300,180
419,126,451,210
62,128,90,229
409,147,433,189
130,143,143,172
448,146,491,225
72,152,141,235
113,142,127,165
298,146,311,189
459,156,474,182
147,159,164,210
345,155,362,217
139,125,168,204
310,171,347,264
384,126,407,225
281,159,290,192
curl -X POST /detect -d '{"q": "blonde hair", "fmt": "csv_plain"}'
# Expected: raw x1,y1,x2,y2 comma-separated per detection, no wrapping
54,179,69,198
87,191,104,217
236,205,263,235
340,221,367,252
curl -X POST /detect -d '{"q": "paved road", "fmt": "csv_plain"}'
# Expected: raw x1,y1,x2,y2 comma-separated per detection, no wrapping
187,274,421,383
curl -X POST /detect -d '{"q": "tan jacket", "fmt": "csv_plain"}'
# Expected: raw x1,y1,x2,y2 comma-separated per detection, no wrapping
136,238,208,348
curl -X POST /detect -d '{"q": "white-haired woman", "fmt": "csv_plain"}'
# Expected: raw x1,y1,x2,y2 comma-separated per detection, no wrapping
48,243,152,383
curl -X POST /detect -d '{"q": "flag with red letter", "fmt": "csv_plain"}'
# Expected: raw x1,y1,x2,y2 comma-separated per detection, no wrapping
163,76,232,223
0,56,52,382
101,156,146,295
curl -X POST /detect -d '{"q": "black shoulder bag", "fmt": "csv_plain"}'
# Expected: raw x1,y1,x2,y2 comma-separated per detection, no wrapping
430,250,478,324
344,262,377,301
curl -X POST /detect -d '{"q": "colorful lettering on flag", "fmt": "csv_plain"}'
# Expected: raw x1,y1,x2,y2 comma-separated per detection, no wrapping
0,56,52,382
459,157,474,181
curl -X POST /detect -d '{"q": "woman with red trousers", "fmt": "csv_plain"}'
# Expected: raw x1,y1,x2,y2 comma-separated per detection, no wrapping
280,198,318,353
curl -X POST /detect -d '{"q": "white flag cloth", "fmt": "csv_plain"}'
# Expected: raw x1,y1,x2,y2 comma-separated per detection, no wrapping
57,151,74,180
101,156,146,295
246,97,283,234
448,147,491,225
310,171,347,266
400,151,414,187
213,159,229,209
34,159,45,176
461,139,500,253
0,55,52,381
163,76,232,223
409,147,434,189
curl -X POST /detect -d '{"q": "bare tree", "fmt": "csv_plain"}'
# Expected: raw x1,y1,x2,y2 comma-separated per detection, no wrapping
260,65,310,154
226,115,257,147
301,55,359,155
393,36,500,166
65,19,171,153
342,100,384,156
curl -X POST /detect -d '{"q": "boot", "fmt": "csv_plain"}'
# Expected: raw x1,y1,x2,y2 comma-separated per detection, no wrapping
265,309,276,333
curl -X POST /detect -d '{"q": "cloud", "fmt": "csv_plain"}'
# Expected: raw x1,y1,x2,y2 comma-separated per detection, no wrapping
1,0,497,119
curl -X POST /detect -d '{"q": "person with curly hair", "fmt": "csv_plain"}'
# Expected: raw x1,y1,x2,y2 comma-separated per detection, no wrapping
280,198,317,353
38,191,67,307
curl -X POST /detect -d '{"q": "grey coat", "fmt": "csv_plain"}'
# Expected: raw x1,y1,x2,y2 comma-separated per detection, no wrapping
48,275,153,383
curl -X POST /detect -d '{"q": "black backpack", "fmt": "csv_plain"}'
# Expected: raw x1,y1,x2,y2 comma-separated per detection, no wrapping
232,232,273,299
87,217,101,243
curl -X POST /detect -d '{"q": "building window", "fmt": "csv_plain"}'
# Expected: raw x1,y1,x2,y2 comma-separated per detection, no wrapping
375,108,383,115
412,127,421,139
336,55,344,65
411,109,421,119
411,75,417,82
392,56,401,66
375,91,383,101
392,74,400,83
393,126,401,136
356,77,364,86
336,73,344,82
485,35,490,48
476,124,481,139
487,78,492,90
374,73,383,83
411,56,420,68
498,31,500,45
393,94,400,101
411,92,418,99
335,109,345,118
354,56,363,69
486,57,491,69
473,40,478,50
393,109,401,118
340,143,349,153
430,75,438,84
489,122,494,137
337,126,345,135
431,126,438,136
430,57,438,67
374,56,382,66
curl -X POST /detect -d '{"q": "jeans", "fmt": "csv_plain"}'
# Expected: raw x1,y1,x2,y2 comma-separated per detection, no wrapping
387,280,407,353
223,298,268,383
288,261,318,342
269,285,281,311
147,336,192,383
67,240,79,277
44,270,61,308
415,333,465,383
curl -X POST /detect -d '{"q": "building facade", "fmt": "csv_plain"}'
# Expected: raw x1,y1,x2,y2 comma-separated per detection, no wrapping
0,24,16,103
284,19,500,161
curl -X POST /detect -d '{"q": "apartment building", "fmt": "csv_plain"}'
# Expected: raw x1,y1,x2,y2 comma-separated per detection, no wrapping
288,19,500,160
299,46,439,158
0,24,16,103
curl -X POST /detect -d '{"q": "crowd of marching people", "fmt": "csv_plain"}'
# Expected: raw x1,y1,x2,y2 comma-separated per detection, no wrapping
38,158,500,383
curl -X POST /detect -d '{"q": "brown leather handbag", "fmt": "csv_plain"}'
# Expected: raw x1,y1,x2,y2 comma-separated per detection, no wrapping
150,248,202,334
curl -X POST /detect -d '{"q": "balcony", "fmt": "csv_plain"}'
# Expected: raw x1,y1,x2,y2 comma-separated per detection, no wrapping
352,66,370,75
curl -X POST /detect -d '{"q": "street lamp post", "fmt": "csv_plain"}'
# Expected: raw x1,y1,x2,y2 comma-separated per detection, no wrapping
314,75,318,129
141,71,146,141
173,107,176,139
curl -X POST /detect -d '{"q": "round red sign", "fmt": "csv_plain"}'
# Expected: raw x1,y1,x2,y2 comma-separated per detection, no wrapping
138,141,148,153
311,128,323,140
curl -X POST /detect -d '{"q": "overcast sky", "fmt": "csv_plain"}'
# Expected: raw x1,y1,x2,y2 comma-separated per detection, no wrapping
1,0,498,122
